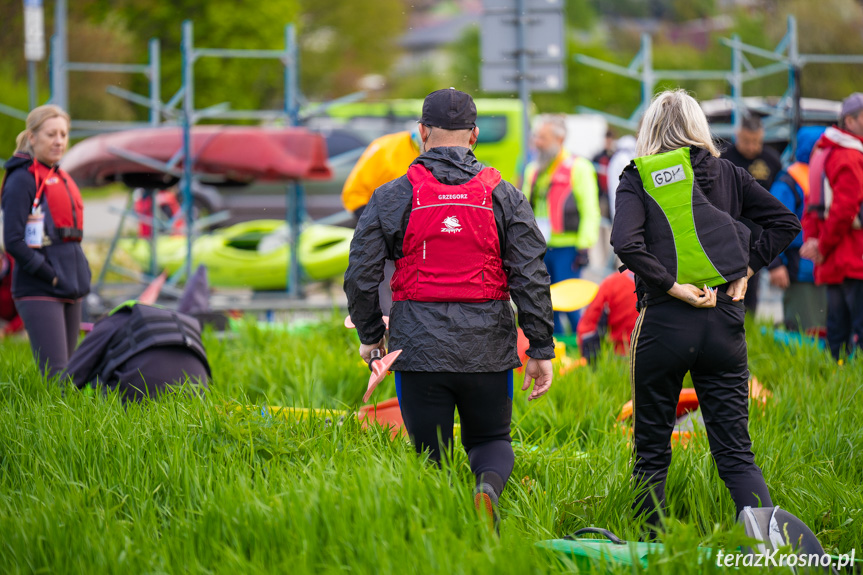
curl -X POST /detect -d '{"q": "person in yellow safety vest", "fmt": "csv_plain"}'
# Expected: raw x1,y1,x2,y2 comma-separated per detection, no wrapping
341,129,421,220
523,114,601,334
341,128,421,316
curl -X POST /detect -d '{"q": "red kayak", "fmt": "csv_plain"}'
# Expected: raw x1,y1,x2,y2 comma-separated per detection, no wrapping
62,126,332,187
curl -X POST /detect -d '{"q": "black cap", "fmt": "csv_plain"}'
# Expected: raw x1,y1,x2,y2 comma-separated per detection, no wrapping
420,88,477,130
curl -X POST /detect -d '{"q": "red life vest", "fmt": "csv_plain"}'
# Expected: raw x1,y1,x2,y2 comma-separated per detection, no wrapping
134,190,182,238
807,128,863,226
28,158,84,242
529,157,579,234
390,164,510,302
807,144,832,220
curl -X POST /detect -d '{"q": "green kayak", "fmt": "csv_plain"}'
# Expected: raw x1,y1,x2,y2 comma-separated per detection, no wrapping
538,528,862,572
537,531,689,570
117,220,353,289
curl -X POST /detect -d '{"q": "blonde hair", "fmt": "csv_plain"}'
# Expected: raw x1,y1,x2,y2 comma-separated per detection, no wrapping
15,105,71,156
635,89,719,158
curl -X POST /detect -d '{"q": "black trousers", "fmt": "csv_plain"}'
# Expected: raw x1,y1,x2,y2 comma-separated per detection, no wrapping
396,371,514,496
113,347,210,403
629,294,772,526
826,279,863,360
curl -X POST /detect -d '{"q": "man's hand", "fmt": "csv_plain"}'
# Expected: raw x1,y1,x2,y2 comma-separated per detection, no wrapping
800,238,820,262
667,283,717,308
769,266,790,289
359,339,385,363
522,358,553,401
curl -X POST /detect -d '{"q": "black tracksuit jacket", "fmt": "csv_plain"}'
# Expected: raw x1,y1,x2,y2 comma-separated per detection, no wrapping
611,146,801,306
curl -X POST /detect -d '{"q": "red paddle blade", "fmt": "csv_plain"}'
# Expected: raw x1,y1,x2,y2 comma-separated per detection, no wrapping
363,349,402,403
139,272,167,305
344,315,390,330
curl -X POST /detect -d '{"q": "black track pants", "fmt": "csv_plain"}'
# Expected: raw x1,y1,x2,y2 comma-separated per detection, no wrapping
396,370,514,495
629,294,772,525
15,299,82,379
113,347,210,403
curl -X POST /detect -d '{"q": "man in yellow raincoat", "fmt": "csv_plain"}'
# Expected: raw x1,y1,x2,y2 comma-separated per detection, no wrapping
341,130,420,219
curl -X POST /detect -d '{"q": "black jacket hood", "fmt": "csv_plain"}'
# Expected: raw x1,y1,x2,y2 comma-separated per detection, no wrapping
690,146,720,197
3,153,33,173
414,146,482,185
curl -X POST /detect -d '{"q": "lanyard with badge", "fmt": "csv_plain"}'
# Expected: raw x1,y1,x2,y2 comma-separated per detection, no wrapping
25,166,56,249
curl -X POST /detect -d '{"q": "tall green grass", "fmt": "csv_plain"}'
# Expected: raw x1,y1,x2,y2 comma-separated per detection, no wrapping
0,316,860,573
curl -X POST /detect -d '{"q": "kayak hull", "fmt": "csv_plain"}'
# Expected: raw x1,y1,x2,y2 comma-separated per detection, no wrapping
117,220,354,288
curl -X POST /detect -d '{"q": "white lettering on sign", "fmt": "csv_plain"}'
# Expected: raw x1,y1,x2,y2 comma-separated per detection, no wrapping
438,194,468,200
651,164,686,187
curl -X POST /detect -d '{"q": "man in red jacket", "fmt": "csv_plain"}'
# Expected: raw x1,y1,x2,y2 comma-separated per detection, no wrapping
801,92,863,360
576,270,638,363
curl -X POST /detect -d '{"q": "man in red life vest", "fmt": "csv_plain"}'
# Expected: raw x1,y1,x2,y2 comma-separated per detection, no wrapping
344,88,555,533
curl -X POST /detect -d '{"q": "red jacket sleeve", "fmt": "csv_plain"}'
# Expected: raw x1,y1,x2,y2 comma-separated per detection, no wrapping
820,149,863,257
801,210,821,242
577,279,609,342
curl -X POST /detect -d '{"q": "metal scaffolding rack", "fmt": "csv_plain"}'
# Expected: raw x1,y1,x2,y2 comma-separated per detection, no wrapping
1,2,308,303
574,15,863,159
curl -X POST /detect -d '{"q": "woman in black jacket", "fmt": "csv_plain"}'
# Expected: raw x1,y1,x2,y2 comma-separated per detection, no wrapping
1,105,90,378
611,90,800,529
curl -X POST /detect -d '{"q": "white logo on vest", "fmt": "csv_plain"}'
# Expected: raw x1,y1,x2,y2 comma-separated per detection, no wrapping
651,164,686,187
441,216,463,233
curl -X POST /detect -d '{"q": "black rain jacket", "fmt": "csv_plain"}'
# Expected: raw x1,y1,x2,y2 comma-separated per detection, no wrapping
344,146,555,372
611,146,801,307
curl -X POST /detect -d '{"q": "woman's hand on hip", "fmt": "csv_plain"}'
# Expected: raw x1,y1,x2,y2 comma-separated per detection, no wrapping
726,275,749,302
667,282,717,308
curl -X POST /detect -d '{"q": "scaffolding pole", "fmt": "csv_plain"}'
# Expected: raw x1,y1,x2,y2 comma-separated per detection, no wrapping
177,20,303,297
573,15,863,160
574,33,728,132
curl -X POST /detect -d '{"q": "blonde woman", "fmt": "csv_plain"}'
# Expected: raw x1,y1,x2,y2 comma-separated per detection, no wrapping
610,90,799,528
1,105,90,378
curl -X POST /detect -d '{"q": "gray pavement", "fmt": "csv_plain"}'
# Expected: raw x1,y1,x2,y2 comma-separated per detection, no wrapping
83,193,132,241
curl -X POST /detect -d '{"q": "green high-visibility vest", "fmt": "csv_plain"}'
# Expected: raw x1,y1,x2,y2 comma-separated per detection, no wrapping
633,148,727,288
109,300,165,315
